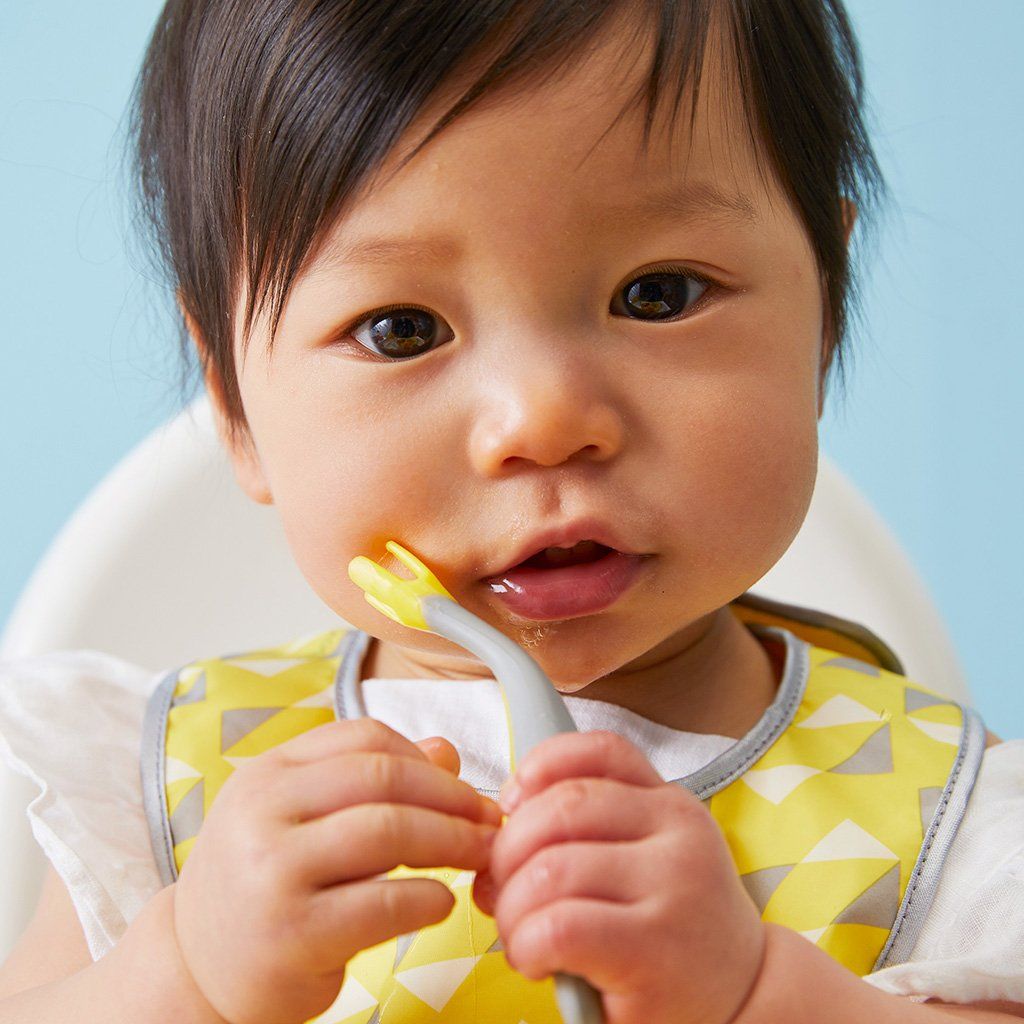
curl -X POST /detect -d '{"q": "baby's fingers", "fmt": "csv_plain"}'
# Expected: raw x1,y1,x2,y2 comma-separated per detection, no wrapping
489,777,656,890
419,736,460,776
289,803,497,887
501,730,663,811
299,877,457,973
274,717,429,766
282,751,501,826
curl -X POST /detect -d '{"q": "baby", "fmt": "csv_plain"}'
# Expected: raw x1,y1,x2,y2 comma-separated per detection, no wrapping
1,0,1023,1022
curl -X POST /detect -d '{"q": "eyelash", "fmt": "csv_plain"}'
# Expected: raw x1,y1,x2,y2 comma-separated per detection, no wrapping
338,263,719,359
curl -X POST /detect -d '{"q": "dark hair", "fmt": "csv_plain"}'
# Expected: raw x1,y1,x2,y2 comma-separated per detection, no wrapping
128,0,887,446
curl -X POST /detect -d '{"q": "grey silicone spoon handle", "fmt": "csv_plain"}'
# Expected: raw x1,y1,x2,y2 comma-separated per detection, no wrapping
422,596,578,753
421,595,605,1024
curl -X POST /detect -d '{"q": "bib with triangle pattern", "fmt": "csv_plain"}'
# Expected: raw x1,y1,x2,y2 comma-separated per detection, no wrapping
141,592,985,1023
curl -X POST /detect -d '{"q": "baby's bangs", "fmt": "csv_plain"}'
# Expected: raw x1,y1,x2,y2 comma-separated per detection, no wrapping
234,0,747,359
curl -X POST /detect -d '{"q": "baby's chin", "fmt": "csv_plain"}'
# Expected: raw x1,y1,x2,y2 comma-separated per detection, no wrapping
497,618,637,691
349,595,648,687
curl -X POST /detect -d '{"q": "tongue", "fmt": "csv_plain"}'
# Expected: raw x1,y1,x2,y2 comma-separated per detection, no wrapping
521,540,610,569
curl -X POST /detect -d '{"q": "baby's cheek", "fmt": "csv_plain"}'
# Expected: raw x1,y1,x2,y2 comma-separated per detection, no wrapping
664,396,817,595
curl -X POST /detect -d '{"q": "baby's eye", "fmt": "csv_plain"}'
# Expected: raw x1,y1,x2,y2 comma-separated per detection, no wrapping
350,304,451,360
345,265,713,360
612,265,712,321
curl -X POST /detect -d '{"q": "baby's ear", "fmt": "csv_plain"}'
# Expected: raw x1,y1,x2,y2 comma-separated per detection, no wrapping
177,292,274,506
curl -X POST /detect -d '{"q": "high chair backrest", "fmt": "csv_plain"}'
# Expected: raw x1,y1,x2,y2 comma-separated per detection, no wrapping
0,393,971,963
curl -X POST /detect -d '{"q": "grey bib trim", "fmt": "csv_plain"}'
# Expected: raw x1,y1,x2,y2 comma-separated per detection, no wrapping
140,667,184,887
732,591,905,675
678,624,809,799
335,628,372,724
872,704,986,971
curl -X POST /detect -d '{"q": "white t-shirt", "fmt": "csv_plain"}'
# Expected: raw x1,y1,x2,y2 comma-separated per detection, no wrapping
0,648,1022,1008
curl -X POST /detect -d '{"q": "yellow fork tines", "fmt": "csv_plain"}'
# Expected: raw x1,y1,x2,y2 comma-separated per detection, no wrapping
347,540,455,631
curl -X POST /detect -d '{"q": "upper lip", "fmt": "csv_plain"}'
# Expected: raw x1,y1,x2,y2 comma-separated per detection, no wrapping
483,516,643,578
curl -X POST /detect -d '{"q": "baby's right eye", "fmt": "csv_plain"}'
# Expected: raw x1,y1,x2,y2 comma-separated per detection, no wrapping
350,304,452,359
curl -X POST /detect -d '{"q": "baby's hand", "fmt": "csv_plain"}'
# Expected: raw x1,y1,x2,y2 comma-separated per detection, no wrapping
473,731,765,1024
172,719,501,1024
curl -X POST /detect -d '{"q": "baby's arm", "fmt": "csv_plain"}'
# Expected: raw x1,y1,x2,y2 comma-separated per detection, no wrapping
0,720,498,1024
0,883,226,1024
730,922,1021,1023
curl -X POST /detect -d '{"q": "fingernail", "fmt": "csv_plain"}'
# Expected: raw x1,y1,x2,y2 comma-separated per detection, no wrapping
480,796,503,825
500,779,522,813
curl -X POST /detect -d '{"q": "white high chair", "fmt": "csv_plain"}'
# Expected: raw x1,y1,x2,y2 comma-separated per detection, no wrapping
0,393,971,964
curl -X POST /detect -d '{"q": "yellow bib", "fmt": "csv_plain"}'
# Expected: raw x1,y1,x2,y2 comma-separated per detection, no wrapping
141,593,984,1023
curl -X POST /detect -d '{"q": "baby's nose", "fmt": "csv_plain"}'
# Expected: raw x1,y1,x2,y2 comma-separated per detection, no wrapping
467,372,624,474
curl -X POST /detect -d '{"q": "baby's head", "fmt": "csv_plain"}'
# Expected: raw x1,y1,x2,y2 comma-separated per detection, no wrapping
130,0,884,689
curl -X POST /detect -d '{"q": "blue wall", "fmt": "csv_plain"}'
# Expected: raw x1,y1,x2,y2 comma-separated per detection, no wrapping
2,3,1022,734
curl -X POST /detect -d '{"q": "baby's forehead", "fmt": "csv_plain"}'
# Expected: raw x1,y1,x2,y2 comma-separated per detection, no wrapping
300,81,778,283
369,24,770,205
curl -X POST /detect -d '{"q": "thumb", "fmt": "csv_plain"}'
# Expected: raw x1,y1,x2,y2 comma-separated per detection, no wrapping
417,736,461,776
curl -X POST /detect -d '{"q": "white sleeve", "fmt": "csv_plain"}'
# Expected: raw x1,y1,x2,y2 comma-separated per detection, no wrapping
0,650,167,961
864,738,1024,1007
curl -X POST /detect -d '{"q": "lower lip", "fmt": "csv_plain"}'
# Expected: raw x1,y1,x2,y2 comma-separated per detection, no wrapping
482,550,648,620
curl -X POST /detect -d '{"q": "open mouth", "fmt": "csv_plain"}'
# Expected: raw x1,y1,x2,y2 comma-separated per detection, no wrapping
484,540,646,621
516,539,613,570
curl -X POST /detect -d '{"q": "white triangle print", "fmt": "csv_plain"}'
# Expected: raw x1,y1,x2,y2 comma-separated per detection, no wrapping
908,718,960,746
291,684,337,710
742,765,821,804
450,871,476,889
225,658,307,677
797,696,883,729
803,819,897,863
396,956,481,1011
799,926,828,945
166,756,202,785
308,974,377,1023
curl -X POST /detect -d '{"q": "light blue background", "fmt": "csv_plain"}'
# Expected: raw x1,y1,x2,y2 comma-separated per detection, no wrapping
2,4,1022,733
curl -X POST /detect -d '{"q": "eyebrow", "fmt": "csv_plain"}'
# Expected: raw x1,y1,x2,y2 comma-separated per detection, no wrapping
313,181,759,271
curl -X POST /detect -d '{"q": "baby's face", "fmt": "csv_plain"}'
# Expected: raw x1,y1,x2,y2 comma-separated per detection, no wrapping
219,19,827,690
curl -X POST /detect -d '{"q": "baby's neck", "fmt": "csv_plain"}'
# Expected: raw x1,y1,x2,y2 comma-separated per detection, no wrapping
361,607,782,740
571,608,783,739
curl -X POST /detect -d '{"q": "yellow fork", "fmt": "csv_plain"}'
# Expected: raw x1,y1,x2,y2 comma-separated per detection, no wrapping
347,540,455,631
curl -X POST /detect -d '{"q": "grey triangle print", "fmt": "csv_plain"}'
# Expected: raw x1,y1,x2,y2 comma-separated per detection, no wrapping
220,707,285,753
169,779,205,844
174,670,207,707
905,688,952,714
740,864,795,913
834,862,901,929
830,723,893,775
820,656,881,678
486,934,505,953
